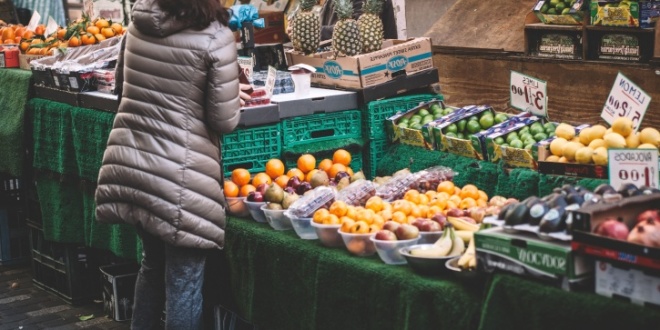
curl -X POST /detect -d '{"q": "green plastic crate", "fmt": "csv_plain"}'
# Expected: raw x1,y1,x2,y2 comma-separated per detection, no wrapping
221,123,282,177
364,93,443,140
283,148,364,176
364,139,389,179
281,110,362,148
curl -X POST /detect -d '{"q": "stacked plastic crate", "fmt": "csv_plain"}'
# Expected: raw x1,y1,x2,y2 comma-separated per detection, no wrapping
362,94,443,179
0,176,29,266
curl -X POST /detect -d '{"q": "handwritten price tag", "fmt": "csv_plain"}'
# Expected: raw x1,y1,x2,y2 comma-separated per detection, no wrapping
608,148,659,190
510,71,547,117
601,72,651,132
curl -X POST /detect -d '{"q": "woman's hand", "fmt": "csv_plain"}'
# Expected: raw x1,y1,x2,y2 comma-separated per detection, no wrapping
239,83,252,107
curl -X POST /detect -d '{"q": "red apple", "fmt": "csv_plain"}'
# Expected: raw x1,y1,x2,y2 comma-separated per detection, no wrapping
430,214,447,229
446,208,464,218
256,183,268,194
383,221,401,233
374,229,398,241
395,224,420,240
287,176,301,189
247,191,264,202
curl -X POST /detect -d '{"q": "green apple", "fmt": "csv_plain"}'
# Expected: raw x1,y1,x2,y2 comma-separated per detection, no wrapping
494,136,505,145
494,113,509,124
510,139,524,149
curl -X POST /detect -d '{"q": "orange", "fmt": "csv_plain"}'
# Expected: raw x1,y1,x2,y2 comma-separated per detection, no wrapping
332,149,352,166
417,194,430,206
286,168,305,181
427,205,443,218
56,29,66,40
34,24,45,36
22,30,34,40
95,19,110,29
101,27,115,38
410,205,422,218
297,154,316,173
68,36,81,47
19,40,29,51
329,201,348,217
81,33,96,45
448,195,462,206
425,190,437,199
345,206,358,220
95,33,106,42
477,199,487,207
404,189,420,203
239,184,256,197
318,159,333,174
231,168,251,186
305,169,319,182
436,181,455,194
406,215,417,224
274,175,290,189
223,181,239,198
86,25,100,35
1,27,14,41
326,214,341,225
392,200,412,216
391,211,407,223
251,172,272,187
356,208,375,224
459,187,480,201
328,163,347,179
346,167,354,177
265,158,285,179
110,23,123,35
453,186,462,195
459,197,477,210
477,190,488,202
313,208,330,224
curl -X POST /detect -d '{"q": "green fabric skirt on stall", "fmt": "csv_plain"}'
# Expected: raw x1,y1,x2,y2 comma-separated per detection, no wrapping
0,69,32,177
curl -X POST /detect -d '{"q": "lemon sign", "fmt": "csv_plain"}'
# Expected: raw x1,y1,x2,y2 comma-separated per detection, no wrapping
510,71,548,117
601,72,651,132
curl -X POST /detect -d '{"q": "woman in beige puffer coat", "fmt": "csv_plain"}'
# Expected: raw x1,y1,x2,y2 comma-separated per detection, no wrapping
95,0,242,327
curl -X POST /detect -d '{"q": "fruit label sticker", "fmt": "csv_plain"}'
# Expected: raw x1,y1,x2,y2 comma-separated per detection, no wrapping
510,71,547,117
601,72,650,132
608,148,658,190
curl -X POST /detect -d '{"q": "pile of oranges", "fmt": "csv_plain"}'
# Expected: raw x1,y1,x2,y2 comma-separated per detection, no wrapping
314,182,490,228
223,149,357,198
0,17,124,56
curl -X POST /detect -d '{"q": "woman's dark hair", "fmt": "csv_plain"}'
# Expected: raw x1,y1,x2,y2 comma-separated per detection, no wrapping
157,0,229,30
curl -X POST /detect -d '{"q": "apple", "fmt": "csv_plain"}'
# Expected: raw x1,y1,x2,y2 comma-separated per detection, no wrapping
246,191,264,202
350,221,370,234
374,229,397,241
395,223,420,240
594,218,629,240
430,214,447,229
410,219,429,231
256,183,268,194
446,208,464,218
287,176,301,189
421,220,442,232
382,221,401,233
460,216,477,224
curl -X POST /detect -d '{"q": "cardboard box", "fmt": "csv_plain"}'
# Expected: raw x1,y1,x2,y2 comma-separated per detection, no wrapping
0,46,19,68
475,227,593,291
484,116,546,169
591,1,640,27
594,260,660,307
595,32,652,63
640,0,660,28
533,0,587,25
434,106,498,159
272,87,358,119
571,194,660,271
100,263,139,322
532,32,583,60
469,113,535,161
387,100,462,150
285,38,434,90
356,68,439,104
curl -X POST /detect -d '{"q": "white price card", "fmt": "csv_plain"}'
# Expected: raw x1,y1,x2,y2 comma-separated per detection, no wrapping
26,11,42,32
237,56,254,80
608,148,659,190
265,66,277,97
510,71,548,117
601,72,651,132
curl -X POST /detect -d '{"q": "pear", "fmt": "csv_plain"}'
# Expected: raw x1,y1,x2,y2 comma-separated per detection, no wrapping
310,170,330,188
264,183,284,204
281,192,300,209
350,170,366,183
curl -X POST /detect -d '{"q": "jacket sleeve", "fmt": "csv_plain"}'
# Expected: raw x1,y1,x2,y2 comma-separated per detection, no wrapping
114,34,127,103
205,37,241,134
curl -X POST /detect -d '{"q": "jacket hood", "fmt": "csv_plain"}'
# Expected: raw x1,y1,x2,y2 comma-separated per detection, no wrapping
131,0,189,37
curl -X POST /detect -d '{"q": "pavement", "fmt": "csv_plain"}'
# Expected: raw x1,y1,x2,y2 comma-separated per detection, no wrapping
0,264,130,330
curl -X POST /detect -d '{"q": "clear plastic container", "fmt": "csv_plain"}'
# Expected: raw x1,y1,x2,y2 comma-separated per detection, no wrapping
338,230,376,257
226,197,249,217
261,204,292,230
285,211,318,240
371,236,421,265
243,88,271,107
244,200,267,223
287,186,336,218
418,231,444,244
375,172,418,202
336,180,376,206
310,222,343,247
410,166,456,192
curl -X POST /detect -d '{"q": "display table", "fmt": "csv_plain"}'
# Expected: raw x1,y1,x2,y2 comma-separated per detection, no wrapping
0,69,33,177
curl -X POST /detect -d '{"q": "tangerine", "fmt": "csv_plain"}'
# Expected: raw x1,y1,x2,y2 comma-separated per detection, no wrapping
328,163,347,179
459,188,480,201
239,184,256,197
81,33,96,45
110,23,123,34
346,167,354,177
437,181,455,194
332,149,352,166
86,25,100,35
274,175,290,189
251,172,272,187
101,27,115,38
95,19,110,29
68,36,81,47
223,181,239,198
231,168,251,186
297,154,316,173
34,24,45,36
265,158,285,179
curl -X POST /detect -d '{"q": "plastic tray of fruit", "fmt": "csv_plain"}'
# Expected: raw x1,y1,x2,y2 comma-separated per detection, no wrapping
409,166,456,192
287,186,336,218
375,171,418,202
336,180,376,206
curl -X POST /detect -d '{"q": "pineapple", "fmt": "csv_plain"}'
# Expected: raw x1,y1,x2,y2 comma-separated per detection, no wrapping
332,0,362,56
291,0,320,55
358,0,384,53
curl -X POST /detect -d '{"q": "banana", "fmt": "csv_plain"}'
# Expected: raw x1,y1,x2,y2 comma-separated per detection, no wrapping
468,255,477,268
458,236,476,269
448,229,465,257
410,246,446,258
432,225,454,256
448,216,480,232
455,230,474,244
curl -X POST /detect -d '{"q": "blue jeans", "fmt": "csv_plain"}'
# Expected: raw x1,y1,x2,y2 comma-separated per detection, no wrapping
131,228,208,330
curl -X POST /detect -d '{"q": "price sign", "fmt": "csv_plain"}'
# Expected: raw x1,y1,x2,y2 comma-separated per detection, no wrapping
265,66,277,97
510,71,547,117
608,148,659,190
601,72,651,132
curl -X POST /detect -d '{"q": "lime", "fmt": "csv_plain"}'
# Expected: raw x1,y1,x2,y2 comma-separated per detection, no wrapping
418,108,430,117
445,132,457,138
543,122,556,133
530,125,545,136
519,126,530,135
479,111,493,120
410,115,422,124
494,136,505,145
479,115,494,129
423,114,434,123
500,143,509,148
547,8,557,14
398,122,409,129
510,139,524,149
519,133,533,142
541,3,549,13
534,132,548,141
445,123,458,134
430,104,442,113
525,143,534,151
550,0,561,7
457,119,467,133
399,117,409,124
434,113,444,120
530,122,543,130
561,7,570,14
467,121,482,134
494,113,508,124
410,123,423,130
524,138,537,147
555,3,566,12
506,133,519,144
548,131,556,137
456,132,465,140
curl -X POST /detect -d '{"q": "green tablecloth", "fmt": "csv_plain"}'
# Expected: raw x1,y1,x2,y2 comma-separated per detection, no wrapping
0,69,32,177
224,217,483,330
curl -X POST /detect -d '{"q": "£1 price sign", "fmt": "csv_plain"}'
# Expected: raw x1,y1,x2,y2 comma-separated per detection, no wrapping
608,148,659,190
601,72,651,132
510,71,547,117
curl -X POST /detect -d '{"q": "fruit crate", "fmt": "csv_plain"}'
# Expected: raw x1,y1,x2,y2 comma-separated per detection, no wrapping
221,123,282,177
0,208,29,265
29,226,95,305
281,110,362,148
283,148,364,175
363,93,443,141
364,138,390,179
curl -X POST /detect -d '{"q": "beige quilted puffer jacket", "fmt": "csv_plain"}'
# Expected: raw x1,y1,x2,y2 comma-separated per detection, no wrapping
95,0,241,249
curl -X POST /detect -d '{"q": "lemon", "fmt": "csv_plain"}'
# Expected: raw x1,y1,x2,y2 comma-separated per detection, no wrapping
605,128,613,135
555,123,576,140
578,127,593,146
575,147,594,164
604,133,626,149
561,141,584,161
625,132,640,148
588,138,606,149
639,127,660,147
611,117,633,137
545,155,560,162
590,125,607,139
558,156,568,163
592,147,608,165
571,137,581,143
550,137,568,156
638,143,658,150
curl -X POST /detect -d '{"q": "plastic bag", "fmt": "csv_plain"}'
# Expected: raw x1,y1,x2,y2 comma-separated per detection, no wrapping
336,180,376,206
409,166,456,192
228,5,265,31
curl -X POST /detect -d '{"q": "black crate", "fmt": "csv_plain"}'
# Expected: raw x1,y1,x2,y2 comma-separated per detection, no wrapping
214,305,258,330
29,226,95,305
0,208,28,265
100,263,140,322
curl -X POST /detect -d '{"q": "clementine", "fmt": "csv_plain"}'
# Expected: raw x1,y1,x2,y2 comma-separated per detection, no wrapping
286,168,305,181
231,168,251,186
251,172,272,187
223,181,239,198
318,158,333,174
239,184,256,197
328,163,347,179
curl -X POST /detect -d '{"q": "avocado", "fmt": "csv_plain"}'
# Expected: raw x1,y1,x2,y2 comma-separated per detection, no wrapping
581,195,603,208
505,203,530,227
542,192,561,202
498,203,515,220
618,183,640,198
566,192,585,206
547,194,568,209
539,206,566,233
528,201,550,226
594,183,616,196
561,184,577,196
522,196,540,208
